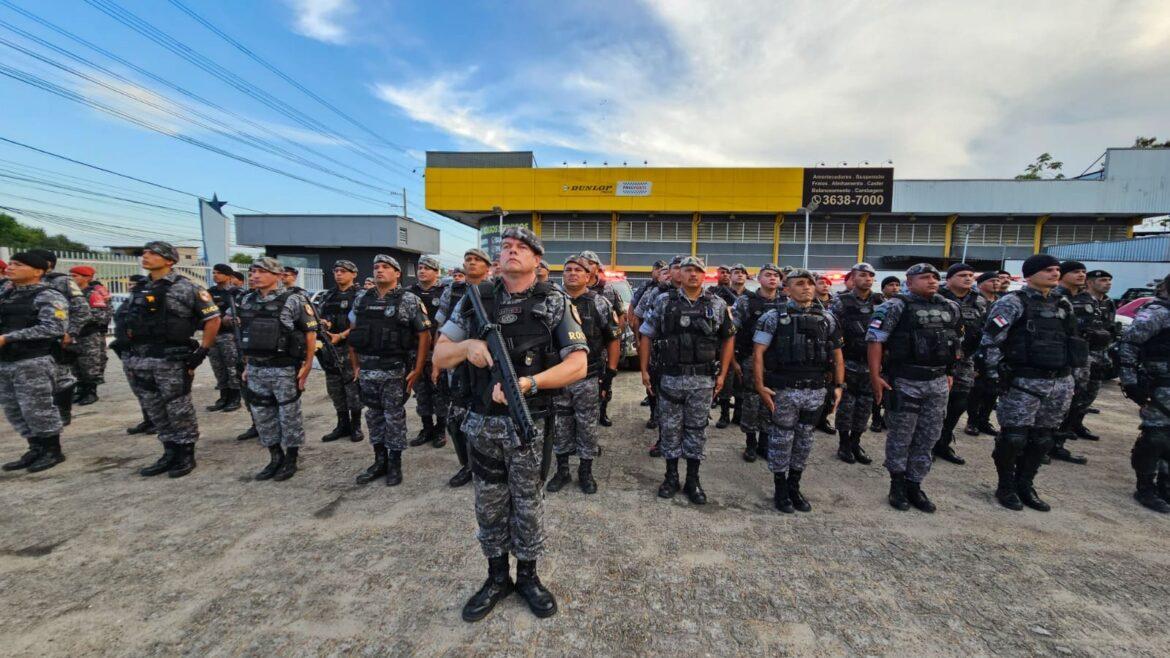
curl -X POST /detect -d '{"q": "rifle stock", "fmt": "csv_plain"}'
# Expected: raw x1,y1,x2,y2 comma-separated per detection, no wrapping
308,293,354,384
465,283,540,445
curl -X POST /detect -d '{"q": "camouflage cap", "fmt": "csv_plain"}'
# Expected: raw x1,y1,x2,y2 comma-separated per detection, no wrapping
250,256,284,275
333,259,358,273
731,263,749,273
537,260,551,271
373,254,401,271
283,266,298,275
851,262,876,274
716,264,730,272
759,263,782,275
786,267,816,283
669,255,685,267
449,265,465,275
563,254,590,270
651,259,668,270
905,262,941,279
464,248,492,265
418,255,441,271
679,256,706,270
577,249,602,266
501,226,545,255
143,241,178,262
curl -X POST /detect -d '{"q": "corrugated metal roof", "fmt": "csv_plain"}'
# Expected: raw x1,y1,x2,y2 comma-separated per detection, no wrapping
1044,235,1170,262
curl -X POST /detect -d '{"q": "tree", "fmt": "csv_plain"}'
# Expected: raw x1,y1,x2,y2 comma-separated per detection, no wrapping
1134,136,1170,148
0,212,89,250
1015,153,1065,180
230,252,254,265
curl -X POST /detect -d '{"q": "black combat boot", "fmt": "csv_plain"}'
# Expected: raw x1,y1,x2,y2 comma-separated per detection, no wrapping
431,416,447,448
140,442,178,477
410,416,434,447
26,435,65,473
788,469,811,512
221,388,242,412
1158,471,1170,504
168,443,196,478
54,388,73,426
206,390,229,412
515,560,558,618
640,395,651,406
350,409,364,442
449,432,472,487
716,400,731,428
461,554,514,623
1014,465,1050,512
888,473,910,511
743,432,758,462
3,437,43,471
904,480,936,513
127,414,155,435
648,440,661,458
932,432,966,465
356,444,387,485
236,425,259,441
837,430,856,464
683,458,707,505
255,445,284,480
993,451,1023,511
1134,473,1170,513
449,465,472,487
851,432,872,465
1072,416,1100,441
645,417,659,430
657,458,680,498
773,473,794,513
385,449,403,486
815,415,835,435
546,453,572,493
273,447,299,481
870,412,886,433
598,399,612,427
76,383,98,406
756,433,769,460
578,459,597,494
321,411,351,442
963,422,981,437
976,419,998,436
1049,442,1088,465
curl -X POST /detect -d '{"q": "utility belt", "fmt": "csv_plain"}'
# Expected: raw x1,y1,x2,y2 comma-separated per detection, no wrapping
473,396,553,420
764,375,827,390
660,362,716,377
77,323,109,337
890,363,949,381
0,340,55,363
1012,366,1071,380
128,340,196,360
246,354,300,368
359,355,406,371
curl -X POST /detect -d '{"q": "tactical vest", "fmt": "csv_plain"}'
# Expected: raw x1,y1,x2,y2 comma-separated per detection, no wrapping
446,283,473,402
1137,299,1170,362
653,290,721,376
886,294,961,380
734,290,783,360
463,281,562,416
348,288,418,368
1003,291,1084,377
762,305,834,387
0,285,55,362
238,290,306,367
318,286,357,335
941,288,985,356
571,291,607,377
836,291,883,361
125,278,199,351
410,282,445,335
208,285,235,316
1066,292,1113,350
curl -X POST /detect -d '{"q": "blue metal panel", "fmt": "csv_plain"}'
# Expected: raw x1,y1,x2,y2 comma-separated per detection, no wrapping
1045,235,1170,262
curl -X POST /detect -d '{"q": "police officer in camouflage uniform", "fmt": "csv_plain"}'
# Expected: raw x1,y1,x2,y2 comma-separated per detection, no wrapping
435,250,492,487
578,250,624,427
547,254,619,495
830,262,882,465
965,271,1003,437
111,275,156,436
732,263,785,461
408,255,449,449
315,260,364,442
348,255,431,487
0,252,69,473
934,263,988,465
754,268,844,513
205,263,243,413
1054,261,1113,450
711,264,743,428
639,256,736,505
1118,275,1170,512
236,257,317,481
124,242,221,479
22,249,90,426
434,227,588,622
981,254,1081,512
634,256,684,443
868,263,962,513
67,265,111,406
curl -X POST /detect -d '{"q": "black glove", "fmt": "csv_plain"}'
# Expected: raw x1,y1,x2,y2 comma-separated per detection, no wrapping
1123,382,1150,405
185,346,209,370
603,368,618,387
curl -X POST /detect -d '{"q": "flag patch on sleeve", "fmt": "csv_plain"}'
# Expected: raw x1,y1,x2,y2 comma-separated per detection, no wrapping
869,319,882,329
991,315,1008,328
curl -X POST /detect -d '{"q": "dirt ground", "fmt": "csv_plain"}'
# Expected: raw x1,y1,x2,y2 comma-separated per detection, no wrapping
1,361,1168,657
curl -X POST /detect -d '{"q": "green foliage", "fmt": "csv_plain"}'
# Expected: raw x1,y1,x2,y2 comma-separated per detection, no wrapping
229,252,254,265
0,212,89,250
1014,152,1065,180
1134,136,1170,148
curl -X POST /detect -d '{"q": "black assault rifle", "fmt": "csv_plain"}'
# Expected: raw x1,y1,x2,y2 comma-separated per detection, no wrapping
465,283,540,447
309,292,354,385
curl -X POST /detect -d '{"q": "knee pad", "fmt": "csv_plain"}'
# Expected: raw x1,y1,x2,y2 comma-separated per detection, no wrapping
998,426,1028,453
469,447,508,484
1028,428,1055,453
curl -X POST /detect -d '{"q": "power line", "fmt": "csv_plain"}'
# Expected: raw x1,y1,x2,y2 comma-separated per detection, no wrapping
0,169,195,214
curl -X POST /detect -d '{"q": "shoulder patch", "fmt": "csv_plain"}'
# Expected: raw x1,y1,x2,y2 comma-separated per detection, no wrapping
198,290,212,302
569,302,582,326
304,303,315,316
54,308,67,320
991,315,1008,328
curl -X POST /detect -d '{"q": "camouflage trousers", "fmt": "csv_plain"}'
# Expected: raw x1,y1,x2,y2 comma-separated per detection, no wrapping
835,360,875,435
0,355,62,439
323,366,361,418
125,356,199,445
359,366,408,451
996,375,1074,430
1138,386,1170,430
657,373,715,461
414,357,449,418
463,411,545,561
245,364,304,449
554,376,599,459
121,357,151,421
207,333,240,391
736,357,766,434
951,359,975,395
72,332,107,385
1066,365,1101,423
884,376,949,483
54,362,76,394
766,387,827,474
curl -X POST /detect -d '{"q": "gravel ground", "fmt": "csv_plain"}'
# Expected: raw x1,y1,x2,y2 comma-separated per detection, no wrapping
1,362,1167,657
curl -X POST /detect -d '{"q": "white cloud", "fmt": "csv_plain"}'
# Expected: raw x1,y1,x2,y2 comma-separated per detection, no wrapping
285,0,354,45
373,0,1170,177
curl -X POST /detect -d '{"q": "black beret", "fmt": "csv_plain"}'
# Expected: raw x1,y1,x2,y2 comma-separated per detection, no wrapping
1022,254,1061,278
213,263,234,275
1059,260,1086,276
1086,269,1112,279
881,276,900,288
27,248,57,267
945,263,974,278
11,251,51,271
976,271,999,285
283,266,299,275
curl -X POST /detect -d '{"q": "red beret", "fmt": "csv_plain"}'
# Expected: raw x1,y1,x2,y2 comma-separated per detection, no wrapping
69,265,96,277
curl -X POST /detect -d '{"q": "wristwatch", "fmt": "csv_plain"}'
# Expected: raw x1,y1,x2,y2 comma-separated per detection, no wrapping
525,376,539,396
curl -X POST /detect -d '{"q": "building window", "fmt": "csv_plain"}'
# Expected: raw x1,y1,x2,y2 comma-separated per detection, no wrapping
543,220,610,241
616,220,691,242
1042,224,1129,246
697,220,774,243
954,223,1035,247
779,221,861,244
867,222,946,245
399,227,408,245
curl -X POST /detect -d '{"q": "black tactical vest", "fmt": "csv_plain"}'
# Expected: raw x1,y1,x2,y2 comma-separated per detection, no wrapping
941,288,986,356
1003,290,1084,377
1065,290,1113,349
0,285,55,362
734,290,784,360
318,286,357,335
208,285,235,316
125,278,199,349
348,288,418,367
836,291,883,361
1137,299,1170,361
464,281,562,416
887,294,961,380
238,290,305,367
571,291,607,377
762,305,834,386
410,282,445,334
654,290,721,376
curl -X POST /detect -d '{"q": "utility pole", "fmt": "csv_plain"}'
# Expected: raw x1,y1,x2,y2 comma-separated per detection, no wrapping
402,187,408,219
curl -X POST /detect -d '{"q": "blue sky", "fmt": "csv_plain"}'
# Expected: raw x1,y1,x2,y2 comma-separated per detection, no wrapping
2,0,1169,262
